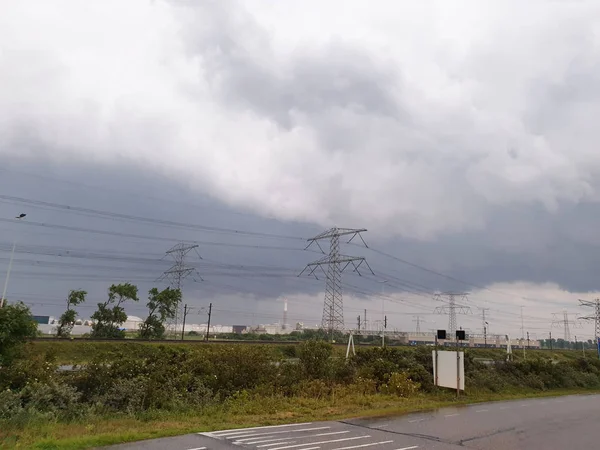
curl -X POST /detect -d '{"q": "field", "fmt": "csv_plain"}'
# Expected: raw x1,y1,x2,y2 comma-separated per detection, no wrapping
2,339,600,449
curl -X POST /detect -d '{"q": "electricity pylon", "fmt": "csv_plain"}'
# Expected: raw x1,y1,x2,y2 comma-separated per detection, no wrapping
299,227,373,333
579,298,600,343
433,292,471,335
157,243,202,337
551,310,582,341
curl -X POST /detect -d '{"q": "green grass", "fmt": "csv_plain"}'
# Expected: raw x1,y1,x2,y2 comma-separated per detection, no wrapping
2,388,598,450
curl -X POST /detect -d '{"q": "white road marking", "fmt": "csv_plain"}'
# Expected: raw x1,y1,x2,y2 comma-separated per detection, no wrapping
237,436,278,443
499,406,510,410
242,432,349,445
187,447,206,450
395,447,419,450
520,404,530,407
258,442,296,448
207,423,313,436
225,427,331,440
444,414,459,418
408,419,424,423
270,435,371,450
226,427,330,440
475,409,489,413
331,440,394,450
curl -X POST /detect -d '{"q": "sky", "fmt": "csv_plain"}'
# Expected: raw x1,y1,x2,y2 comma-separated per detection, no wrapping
2,0,600,340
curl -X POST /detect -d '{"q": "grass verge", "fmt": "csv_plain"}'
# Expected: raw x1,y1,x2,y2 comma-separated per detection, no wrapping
2,388,598,450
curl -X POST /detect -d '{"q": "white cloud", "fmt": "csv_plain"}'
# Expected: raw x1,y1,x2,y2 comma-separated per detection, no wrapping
3,0,600,239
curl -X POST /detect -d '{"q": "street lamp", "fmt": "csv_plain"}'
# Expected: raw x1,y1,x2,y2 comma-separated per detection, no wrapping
1,213,27,308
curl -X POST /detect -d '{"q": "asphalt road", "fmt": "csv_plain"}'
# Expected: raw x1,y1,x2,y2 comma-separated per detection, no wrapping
104,394,600,450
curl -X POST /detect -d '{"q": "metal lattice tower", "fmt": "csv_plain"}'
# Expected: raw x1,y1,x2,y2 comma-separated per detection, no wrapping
299,227,373,333
579,298,600,341
157,243,202,336
433,292,471,335
413,315,422,333
551,310,581,341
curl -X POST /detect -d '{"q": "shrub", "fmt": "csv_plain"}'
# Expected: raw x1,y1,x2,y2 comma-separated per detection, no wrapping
20,381,84,420
297,340,333,379
0,389,22,419
380,372,420,397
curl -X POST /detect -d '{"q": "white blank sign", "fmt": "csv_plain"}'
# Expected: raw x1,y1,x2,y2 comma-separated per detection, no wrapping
432,350,465,390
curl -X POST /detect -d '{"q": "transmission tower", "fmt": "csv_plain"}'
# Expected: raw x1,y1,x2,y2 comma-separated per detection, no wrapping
433,292,471,335
157,243,202,336
413,315,422,333
579,298,600,342
299,227,373,333
551,310,582,341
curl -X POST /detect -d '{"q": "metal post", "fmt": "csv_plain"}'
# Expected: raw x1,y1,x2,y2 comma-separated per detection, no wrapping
484,326,487,348
181,304,188,341
434,333,439,387
205,302,212,341
456,334,460,399
550,331,553,350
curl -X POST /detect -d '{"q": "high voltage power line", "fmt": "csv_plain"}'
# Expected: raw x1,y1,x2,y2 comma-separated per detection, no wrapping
0,199,591,333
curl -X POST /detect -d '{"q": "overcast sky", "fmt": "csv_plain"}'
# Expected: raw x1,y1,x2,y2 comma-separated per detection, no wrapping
2,0,600,340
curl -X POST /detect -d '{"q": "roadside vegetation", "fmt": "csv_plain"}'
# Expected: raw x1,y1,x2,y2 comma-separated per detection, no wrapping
3,301,600,449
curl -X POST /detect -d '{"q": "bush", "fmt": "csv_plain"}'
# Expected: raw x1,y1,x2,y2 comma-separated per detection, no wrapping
380,372,420,397
297,340,333,379
0,389,22,419
20,381,84,420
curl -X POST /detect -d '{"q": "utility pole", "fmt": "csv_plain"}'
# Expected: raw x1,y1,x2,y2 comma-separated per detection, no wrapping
550,331,553,350
364,309,367,331
181,304,189,341
205,302,212,341
300,227,373,334
579,298,600,359
520,306,525,340
157,242,202,338
357,315,361,332
434,292,471,335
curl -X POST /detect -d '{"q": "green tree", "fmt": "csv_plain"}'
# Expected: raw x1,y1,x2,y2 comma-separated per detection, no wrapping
91,283,139,339
56,289,87,338
0,302,38,366
139,287,181,340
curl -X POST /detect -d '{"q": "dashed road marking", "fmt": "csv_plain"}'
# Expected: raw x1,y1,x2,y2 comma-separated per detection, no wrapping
331,440,394,450
475,409,489,413
408,419,424,423
187,447,207,450
269,435,371,450
444,413,459,418
499,406,510,410
395,447,419,450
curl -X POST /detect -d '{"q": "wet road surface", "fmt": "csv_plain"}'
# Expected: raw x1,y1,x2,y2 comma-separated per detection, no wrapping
104,393,600,450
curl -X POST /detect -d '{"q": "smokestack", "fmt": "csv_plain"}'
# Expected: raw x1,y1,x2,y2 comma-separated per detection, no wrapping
283,298,288,330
